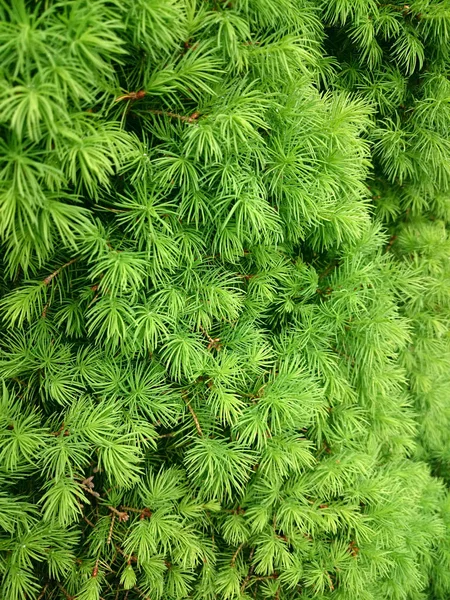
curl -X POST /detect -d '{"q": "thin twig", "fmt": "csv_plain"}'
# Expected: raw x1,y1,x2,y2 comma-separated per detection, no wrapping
43,258,78,286
240,548,255,592
186,401,203,436
83,515,96,528
37,583,49,600
115,544,138,563
385,234,397,252
231,542,245,567
326,572,335,591
319,260,339,280
58,584,74,600
134,586,151,600
115,90,146,102
147,109,201,123
182,392,203,436
81,485,101,499
108,506,129,522
92,559,100,578
120,506,144,514
107,514,116,544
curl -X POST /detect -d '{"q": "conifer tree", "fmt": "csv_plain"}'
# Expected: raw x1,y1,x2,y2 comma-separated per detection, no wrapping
0,1,450,599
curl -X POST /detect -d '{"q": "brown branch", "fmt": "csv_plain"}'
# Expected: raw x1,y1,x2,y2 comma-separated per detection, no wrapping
80,484,101,499
120,506,152,520
134,586,151,600
43,258,78,286
37,584,49,600
319,261,339,280
182,393,203,436
385,234,397,252
199,325,221,352
115,544,138,563
58,584,74,600
147,109,201,123
108,506,129,522
115,90,146,102
51,422,69,437
326,572,335,591
120,506,144,514
231,542,245,567
240,548,255,592
92,559,99,578
331,345,355,367
107,514,116,544
377,2,411,13
83,515,96,528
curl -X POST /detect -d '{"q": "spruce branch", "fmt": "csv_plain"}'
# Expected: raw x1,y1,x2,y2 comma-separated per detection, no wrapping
37,584,49,600
108,506,129,522
58,584,74,600
80,477,101,499
133,586,151,600
183,392,203,436
231,542,245,566
386,234,398,252
92,559,100,578
115,91,147,102
114,544,137,563
146,108,202,123
107,514,115,545
240,548,255,592
42,258,78,286
0,1,449,598
83,515,96,528
199,325,222,351
326,572,335,592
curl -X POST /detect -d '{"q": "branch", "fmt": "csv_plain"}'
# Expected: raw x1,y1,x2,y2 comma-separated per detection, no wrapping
319,261,339,280
240,548,255,592
37,584,49,600
385,234,397,252
107,514,115,545
326,571,335,591
115,544,138,563
58,584,74,600
134,587,151,600
182,392,203,436
83,515,96,528
377,2,411,13
108,506,129,522
43,258,78,286
92,559,99,578
80,484,101,499
120,506,152,520
115,90,146,102
147,109,201,123
231,542,245,567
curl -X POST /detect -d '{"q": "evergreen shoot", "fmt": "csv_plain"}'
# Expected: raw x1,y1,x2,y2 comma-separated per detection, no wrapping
0,1,450,599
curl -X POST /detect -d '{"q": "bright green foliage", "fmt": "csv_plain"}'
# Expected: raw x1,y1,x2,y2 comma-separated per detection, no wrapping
0,1,450,599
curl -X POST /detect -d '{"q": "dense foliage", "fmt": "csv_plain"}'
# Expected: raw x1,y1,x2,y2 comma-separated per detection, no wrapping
1,1,450,599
